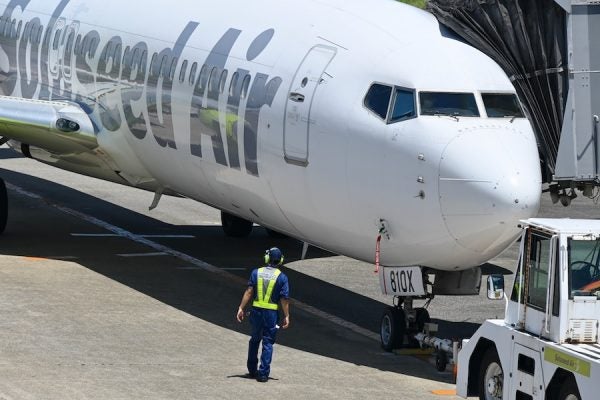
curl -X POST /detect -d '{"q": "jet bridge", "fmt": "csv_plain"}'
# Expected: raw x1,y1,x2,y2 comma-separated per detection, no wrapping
428,0,600,205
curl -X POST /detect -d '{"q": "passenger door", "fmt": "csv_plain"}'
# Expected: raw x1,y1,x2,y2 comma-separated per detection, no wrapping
284,45,336,166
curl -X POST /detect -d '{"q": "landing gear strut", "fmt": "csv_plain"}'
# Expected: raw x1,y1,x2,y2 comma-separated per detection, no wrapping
0,178,7,235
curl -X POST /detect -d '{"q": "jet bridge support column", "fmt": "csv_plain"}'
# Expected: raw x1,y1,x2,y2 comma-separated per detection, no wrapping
554,1,600,193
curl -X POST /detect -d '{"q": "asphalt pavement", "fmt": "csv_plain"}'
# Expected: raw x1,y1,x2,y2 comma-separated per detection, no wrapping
0,146,598,399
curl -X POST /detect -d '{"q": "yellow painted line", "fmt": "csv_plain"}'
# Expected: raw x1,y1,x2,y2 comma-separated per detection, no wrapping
431,389,456,396
393,348,434,356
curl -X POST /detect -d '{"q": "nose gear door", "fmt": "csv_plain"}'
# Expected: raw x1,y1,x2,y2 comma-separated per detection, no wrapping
284,45,336,166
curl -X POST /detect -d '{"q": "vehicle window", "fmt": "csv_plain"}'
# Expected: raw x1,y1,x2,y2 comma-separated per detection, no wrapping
114,44,122,61
364,84,392,120
229,72,239,96
149,53,157,76
90,37,99,57
527,233,551,310
219,69,228,93
23,22,31,41
197,64,209,91
390,88,416,122
65,31,75,54
53,29,61,50
419,92,480,117
568,238,600,298
511,254,523,302
74,34,82,55
482,93,524,118
189,62,198,85
241,74,251,99
179,60,188,83
140,51,147,71
168,57,177,80
104,41,113,62
159,55,168,77
208,67,218,92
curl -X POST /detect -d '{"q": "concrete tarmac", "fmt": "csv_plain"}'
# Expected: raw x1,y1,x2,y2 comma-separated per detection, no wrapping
0,147,598,399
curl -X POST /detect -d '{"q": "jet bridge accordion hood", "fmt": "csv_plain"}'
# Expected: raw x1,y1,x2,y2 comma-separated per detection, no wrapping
427,0,568,182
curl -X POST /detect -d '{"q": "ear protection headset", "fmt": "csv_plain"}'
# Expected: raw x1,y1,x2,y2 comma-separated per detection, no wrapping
264,247,284,266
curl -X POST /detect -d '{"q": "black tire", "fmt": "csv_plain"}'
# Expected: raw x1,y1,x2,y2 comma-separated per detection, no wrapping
380,307,406,351
436,352,448,372
558,376,581,400
221,212,253,237
478,347,503,400
0,179,7,235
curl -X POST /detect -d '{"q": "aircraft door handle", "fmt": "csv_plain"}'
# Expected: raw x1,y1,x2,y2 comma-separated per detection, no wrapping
289,92,305,103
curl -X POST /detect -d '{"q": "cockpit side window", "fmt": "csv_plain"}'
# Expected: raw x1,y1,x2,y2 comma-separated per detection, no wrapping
364,84,392,120
482,93,525,118
390,88,416,122
419,92,480,117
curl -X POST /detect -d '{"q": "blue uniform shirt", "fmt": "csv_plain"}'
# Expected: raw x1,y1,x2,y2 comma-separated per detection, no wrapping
248,266,289,305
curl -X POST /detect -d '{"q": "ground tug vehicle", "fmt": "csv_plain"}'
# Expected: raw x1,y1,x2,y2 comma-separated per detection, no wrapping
457,218,600,400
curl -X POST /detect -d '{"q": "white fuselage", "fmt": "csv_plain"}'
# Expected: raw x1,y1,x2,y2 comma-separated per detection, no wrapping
0,0,542,269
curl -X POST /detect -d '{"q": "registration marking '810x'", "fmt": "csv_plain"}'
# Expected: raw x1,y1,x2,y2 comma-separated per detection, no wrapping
379,266,426,296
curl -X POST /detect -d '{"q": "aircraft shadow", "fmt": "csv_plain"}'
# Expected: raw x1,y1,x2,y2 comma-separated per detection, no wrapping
0,157,480,383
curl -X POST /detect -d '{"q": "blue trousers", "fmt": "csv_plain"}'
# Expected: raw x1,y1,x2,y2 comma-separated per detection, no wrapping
247,307,278,378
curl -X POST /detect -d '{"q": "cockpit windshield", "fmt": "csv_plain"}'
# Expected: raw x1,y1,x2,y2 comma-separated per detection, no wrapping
569,238,600,298
364,83,416,123
482,93,525,118
419,92,479,117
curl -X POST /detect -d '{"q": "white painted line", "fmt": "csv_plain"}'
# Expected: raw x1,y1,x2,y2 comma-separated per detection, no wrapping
117,252,169,257
72,234,195,239
71,233,120,237
6,182,379,343
140,235,195,239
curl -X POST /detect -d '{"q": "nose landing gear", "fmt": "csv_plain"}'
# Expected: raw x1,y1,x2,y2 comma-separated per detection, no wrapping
379,297,431,351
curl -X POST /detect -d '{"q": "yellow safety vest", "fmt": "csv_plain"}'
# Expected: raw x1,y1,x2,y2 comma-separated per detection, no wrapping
253,267,282,310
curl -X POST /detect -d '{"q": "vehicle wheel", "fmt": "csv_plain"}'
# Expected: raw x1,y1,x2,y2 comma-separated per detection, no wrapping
221,211,253,237
380,306,406,351
558,376,581,400
0,179,7,235
265,228,287,238
479,347,503,400
436,351,448,372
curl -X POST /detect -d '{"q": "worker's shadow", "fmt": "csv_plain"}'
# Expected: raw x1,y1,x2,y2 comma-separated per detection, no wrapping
226,374,279,382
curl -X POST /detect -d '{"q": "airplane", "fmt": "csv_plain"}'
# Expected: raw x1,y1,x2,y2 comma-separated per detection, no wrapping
0,0,541,347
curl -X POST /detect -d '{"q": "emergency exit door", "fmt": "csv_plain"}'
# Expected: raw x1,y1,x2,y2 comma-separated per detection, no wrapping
284,45,336,166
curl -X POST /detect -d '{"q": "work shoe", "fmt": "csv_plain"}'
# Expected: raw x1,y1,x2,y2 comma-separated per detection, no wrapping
245,372,256,379
256,375,268,383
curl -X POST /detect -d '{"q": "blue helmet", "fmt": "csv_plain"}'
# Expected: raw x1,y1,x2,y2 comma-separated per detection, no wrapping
264,247,284,266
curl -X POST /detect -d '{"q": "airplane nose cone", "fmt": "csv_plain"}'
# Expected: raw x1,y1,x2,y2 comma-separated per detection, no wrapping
439,126,541,259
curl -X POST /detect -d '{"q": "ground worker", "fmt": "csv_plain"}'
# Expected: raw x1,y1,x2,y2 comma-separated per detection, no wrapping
236,247,290,382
